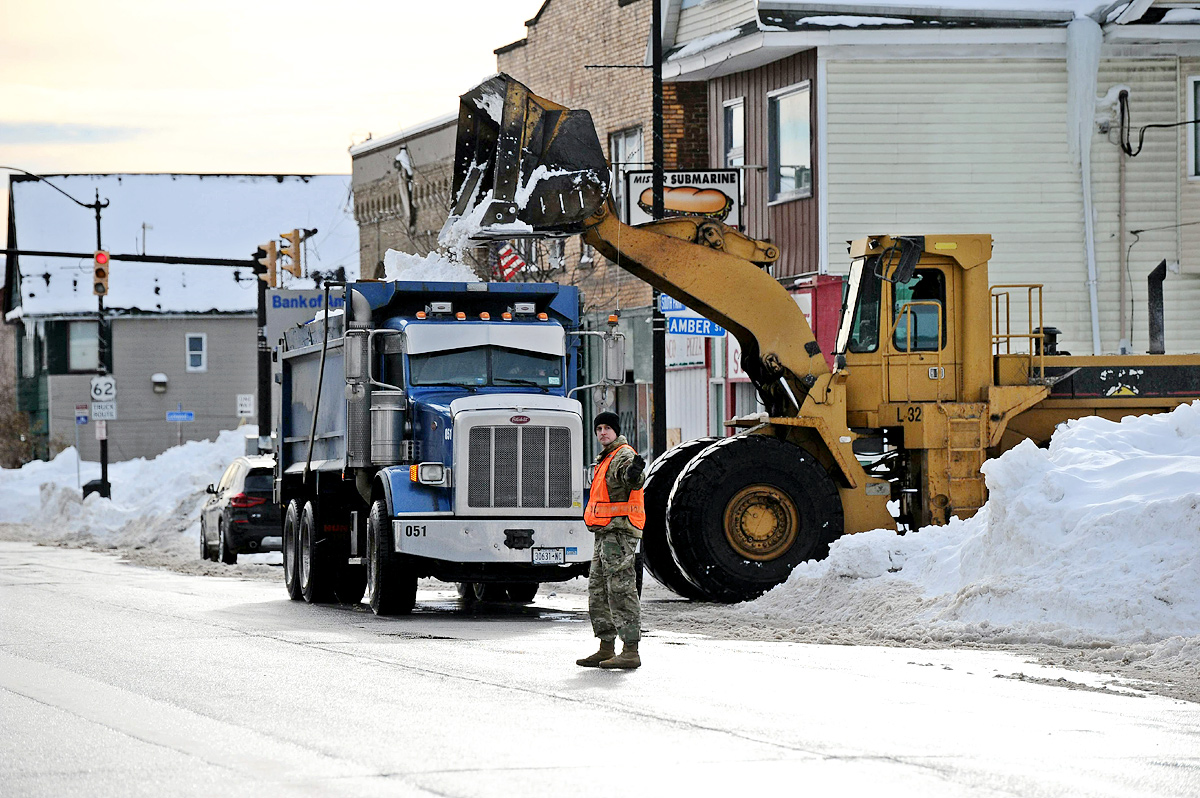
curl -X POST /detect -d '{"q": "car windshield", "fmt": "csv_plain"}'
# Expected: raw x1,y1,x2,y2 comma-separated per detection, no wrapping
408,346,563,388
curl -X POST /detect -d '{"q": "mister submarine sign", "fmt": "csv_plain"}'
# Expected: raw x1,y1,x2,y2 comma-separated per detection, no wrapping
625,169,741,227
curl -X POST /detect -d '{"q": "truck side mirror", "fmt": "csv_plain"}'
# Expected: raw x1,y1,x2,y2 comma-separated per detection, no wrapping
877,236,924,285
603,333,626,385
206,484,216,495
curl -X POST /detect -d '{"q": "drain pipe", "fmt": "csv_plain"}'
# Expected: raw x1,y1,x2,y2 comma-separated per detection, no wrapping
1067,17,1104,355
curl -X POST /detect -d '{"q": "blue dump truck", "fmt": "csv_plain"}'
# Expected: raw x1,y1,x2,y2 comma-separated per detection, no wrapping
276,280,618,615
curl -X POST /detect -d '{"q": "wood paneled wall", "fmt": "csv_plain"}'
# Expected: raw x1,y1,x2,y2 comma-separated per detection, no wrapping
707,49,820,278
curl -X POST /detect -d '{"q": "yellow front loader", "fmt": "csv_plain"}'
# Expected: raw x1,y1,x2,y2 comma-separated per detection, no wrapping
450,74,1200,603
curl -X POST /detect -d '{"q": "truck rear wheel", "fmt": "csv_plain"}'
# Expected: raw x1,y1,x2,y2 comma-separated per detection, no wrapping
641,438,718,600
282,500,302,600
367,500,416,615
299,501,335,603
666,435,843,603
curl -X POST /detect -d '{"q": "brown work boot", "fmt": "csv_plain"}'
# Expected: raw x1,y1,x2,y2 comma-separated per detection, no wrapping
599,641,640,670
576,639,616,667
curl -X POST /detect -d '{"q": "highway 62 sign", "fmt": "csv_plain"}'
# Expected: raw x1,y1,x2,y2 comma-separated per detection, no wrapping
90,375,117,402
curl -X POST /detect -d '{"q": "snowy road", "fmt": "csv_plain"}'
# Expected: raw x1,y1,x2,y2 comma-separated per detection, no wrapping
2,541,1198,798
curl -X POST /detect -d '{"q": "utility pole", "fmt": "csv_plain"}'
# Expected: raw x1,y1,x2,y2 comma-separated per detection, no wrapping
651,0,667,461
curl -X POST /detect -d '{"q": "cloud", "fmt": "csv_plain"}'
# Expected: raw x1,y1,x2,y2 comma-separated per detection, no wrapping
0,123,144,145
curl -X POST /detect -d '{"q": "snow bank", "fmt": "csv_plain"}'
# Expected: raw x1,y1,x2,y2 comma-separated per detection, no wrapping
0,428,252,553
737,403,1200,662
382,249,480,282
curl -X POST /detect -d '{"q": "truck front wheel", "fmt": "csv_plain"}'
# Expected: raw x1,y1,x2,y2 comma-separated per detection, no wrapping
666,435,843,603
367,500,416,616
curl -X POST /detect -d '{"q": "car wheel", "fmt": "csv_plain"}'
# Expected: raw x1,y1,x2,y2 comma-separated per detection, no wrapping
367,499,416,616
282,500,302,600
218,519,237,565
200,518,209,561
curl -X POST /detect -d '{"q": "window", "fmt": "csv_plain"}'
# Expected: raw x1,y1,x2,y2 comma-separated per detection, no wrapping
892,269,946,351
768,81,813,202
579,242,595,268
723,99,745,168
838,258,883,354
21,333,36,378
408,346,563,388
186,333,207,372
1190,77,1200,177
609,126,643,221
68,321,98,372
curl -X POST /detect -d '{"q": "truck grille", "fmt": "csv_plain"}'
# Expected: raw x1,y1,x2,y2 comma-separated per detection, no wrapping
468,425,572,509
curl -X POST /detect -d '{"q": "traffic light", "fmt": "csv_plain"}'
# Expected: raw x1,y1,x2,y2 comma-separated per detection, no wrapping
279,229,301,278
256,241,278,287
93,250,110,296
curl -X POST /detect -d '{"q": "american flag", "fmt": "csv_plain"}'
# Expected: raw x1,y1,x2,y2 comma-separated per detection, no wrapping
495,242,527,281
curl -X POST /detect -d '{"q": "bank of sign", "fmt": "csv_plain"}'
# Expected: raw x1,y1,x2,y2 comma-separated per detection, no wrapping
667,316,725,337
625,169,740,227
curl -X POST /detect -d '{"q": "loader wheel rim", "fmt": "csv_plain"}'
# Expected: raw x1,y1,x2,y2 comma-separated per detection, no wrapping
722,484,799,562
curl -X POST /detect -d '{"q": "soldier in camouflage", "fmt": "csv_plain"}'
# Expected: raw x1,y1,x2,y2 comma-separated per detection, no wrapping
577,411,646,670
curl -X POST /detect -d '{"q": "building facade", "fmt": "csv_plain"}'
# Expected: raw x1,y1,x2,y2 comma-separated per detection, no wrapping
4,173,357,462
661,0,1200,357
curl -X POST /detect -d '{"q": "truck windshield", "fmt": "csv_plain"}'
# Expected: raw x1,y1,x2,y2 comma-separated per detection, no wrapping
836,256,882,354
409,346,563,388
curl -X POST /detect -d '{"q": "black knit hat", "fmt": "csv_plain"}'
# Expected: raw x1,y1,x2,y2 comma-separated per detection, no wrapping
593,411,621,436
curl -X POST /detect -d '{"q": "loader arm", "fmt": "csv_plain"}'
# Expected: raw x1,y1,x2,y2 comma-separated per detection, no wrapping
447,73,828,416
583,205,829,415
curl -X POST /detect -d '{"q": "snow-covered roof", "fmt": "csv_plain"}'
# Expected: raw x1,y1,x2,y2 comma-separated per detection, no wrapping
664,0,1200,67
4,174,358,318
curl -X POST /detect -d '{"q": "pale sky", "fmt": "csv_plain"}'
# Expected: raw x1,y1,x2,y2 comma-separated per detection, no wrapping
0,0,545,240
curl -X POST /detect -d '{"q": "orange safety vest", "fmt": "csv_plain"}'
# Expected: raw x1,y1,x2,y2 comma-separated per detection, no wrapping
584,444,646,530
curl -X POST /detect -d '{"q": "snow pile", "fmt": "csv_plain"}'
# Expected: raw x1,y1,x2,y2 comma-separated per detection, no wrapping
0,428,252,554
737,403,1200,661
792,16,914,27
383,249,480,282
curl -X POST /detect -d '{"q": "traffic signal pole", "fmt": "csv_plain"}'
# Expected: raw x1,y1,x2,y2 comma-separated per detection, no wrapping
93,190,111,499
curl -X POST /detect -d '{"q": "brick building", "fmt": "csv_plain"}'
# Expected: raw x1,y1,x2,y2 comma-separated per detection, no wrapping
496,0,709,313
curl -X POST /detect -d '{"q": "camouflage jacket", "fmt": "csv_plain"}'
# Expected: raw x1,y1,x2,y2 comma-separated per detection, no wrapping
587,435,645,538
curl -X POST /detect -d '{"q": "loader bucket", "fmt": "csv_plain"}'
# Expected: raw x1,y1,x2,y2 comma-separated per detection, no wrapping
449,73,610,238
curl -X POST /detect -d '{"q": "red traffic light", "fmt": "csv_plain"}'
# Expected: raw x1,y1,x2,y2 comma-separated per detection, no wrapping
94,251,110,266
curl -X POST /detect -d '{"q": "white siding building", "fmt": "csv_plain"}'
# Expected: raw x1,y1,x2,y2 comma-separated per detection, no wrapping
661,0,1200,357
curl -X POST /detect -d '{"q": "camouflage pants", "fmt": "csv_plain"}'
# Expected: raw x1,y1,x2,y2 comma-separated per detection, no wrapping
588,529,641,644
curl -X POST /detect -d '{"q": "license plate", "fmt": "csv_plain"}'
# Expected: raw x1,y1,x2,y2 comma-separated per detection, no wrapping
532,547,565,565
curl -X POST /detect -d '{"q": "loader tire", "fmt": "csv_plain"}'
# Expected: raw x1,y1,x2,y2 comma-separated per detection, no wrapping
282,500,302,600
367,500,416,616
640,438,718,600
299,501,336,604
666,435,843,604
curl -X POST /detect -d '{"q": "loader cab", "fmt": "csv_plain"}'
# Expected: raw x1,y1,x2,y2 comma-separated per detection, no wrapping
837,254,961,421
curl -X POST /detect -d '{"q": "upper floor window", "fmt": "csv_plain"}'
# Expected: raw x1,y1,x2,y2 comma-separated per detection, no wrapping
609,126,644,221
723,98,745,168
1190,77,1200,176
768,81,813,202
68,321,98,372
186,333,207,372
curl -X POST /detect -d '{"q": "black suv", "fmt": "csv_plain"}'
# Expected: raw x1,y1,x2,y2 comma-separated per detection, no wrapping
201,455,279,564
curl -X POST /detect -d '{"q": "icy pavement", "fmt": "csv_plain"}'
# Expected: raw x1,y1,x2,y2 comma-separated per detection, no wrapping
2,403,1199,701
